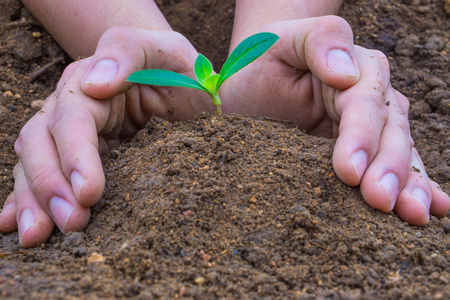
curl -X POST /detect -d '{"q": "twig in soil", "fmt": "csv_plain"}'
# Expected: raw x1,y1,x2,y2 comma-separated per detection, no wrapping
0,19,37,36
0,251,29,257
28,56,65,83
250,115,294,124
310,241,330,252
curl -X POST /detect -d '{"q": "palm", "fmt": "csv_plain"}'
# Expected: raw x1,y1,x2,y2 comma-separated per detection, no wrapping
221,53,337,138
96,79,212,153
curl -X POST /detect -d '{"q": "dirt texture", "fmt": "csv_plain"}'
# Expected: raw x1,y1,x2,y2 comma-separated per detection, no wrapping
0,0,449,299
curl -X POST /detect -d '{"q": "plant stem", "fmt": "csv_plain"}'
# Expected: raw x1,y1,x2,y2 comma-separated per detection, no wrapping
211,94,222,115
215,104,222,115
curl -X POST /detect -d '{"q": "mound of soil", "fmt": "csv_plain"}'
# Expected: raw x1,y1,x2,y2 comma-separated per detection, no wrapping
0,0,449,299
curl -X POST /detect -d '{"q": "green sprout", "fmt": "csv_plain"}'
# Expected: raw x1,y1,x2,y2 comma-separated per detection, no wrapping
127,32,280,115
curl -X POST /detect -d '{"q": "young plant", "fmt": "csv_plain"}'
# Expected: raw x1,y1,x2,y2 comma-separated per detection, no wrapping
127,32,280,115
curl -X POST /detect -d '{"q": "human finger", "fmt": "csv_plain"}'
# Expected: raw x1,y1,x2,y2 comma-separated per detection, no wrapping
14,88,92,236
0,193,18,233
394,148,450,224
262,16,360,91
391,148,433,225
80,26,199,100
80,26,213,123
49,59,109,207
429,180,450,217
359,88,413,212
332,48,391,187
11,162,55,247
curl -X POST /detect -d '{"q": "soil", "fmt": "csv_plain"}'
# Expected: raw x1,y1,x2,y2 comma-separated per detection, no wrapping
0,0,449,299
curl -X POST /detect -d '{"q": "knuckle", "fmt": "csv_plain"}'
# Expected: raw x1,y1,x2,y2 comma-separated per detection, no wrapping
166,31,194,54
100,26,137,46
409,135,415,149
321,15,351,30
62,61,80,76
28,169,58,198
47,103,70,134
371,49,388,61
4,192,14,206
58,63,76,83
14,126,32,156
307,16,354,54
168,31,189,44
369,49,391,75
156,31,197,73
396,91,410,111
429,179,440,189
12,163,21,177
367,89,389,119
47,117,62,138
317,15,352,36
14,135,23,156
395,118,413,145
57,61,83,91
396,116,410,134
57,142,76,166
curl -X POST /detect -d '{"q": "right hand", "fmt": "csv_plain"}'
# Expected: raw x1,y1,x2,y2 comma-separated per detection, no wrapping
0,27,212,247
221,17,449,225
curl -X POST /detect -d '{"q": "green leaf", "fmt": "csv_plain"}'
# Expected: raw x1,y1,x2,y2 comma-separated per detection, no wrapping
127,69,208,92
203,74,220,95
195,53,213,84
217,32,279,91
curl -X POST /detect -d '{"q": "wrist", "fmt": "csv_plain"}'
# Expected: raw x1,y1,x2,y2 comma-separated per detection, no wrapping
231,0,343,50
22,0,172,59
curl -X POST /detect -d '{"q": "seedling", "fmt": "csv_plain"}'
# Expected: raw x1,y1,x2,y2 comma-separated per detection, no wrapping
127,32,280,115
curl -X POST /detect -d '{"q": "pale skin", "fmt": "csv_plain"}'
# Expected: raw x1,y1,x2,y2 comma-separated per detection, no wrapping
0,0,448,247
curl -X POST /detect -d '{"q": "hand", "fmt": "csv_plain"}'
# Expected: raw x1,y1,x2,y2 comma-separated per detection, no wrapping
221,16,450,224
0,27,212,247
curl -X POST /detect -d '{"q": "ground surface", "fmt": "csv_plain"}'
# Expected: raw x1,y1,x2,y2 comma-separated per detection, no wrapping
0,0,449,299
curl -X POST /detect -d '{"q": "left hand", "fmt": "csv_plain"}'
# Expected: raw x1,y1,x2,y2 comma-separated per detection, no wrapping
0,27,212,247
220,16,450,224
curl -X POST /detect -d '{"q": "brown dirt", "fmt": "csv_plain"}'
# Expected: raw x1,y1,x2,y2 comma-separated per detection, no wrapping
0,0,449,299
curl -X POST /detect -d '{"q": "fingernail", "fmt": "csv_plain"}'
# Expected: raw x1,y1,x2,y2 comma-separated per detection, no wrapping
71,171,84,200
378,173,400,210
19,209,35,240
83,59,119,84
411,188,430,212
50,197,74,232
351,150,367,181
327,49,358,77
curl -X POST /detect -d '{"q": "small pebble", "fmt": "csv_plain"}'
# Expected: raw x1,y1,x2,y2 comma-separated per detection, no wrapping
194,277,205,284
202,253,211,262
3,91,13,98
183,210,193,216
79,276,93,288
439,276,449,284
32,32,41,38
179,286,186,296
31,100,45,111
0,105,10,121
313,187,322,197
87,252,106,264
433,292,444,300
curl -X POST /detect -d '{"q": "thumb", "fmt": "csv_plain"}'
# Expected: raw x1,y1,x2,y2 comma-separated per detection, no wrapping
265,16,360,90
81,26,198,99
